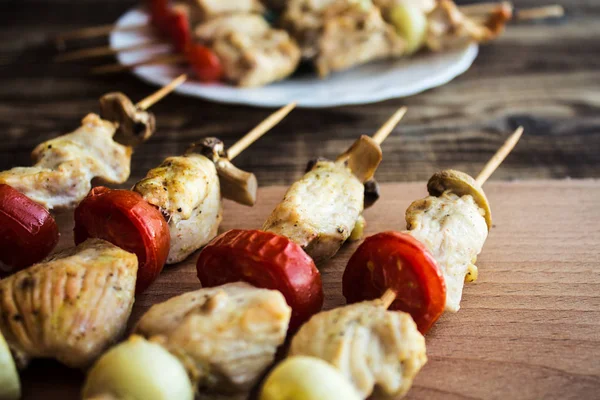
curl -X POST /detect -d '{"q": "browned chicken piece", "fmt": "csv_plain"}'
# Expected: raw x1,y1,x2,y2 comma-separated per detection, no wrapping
0,239,137,369
195,14,301,87
135,283,291,394
289,299,427,399
282,0,405,76
425,0,512,51
0,114,133,210
184,0,264,23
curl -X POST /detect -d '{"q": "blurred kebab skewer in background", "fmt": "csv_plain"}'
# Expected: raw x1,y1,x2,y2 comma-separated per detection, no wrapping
54,1,563,86
0,74,186,274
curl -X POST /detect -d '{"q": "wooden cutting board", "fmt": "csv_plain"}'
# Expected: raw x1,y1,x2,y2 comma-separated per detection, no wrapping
17,180,600,400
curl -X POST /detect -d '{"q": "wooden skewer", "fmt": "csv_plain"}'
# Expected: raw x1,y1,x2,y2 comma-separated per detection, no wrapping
460,2,564,21
379,126,524,309
55,39,168,63
475,126,524,186
380,289,398,309
91,53,186,75
135,73,187,111
54,23,148,47
228,103,297,161
516,5,565,21
372,107,408,145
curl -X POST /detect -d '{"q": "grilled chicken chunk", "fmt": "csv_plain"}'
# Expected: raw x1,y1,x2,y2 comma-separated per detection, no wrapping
406,192,488,312
135,283,291,393
0,114,132,210
282,0,405,76
0,239,137,369
263,160,364,265
195,14,301,87
425,0,512,51
290,299,427,399
133,153,222,264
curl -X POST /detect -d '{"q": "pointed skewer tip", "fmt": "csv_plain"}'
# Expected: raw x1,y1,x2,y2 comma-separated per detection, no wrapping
475,126,524,186
135,74,188,110
227,102,297,161
372,107,408,146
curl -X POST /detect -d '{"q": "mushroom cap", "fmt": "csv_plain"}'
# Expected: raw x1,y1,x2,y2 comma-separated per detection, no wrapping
0,330,20,400
82,336,193,400
427,169,492,229
99,92,156,147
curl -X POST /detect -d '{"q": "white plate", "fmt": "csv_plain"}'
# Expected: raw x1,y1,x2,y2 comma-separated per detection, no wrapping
111,8,478,108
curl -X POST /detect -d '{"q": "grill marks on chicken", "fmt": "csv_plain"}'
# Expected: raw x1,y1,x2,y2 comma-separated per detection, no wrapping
0,239,137,368
282,0,405,76
0,114,132,210
133,154,222,264
406,192,488,312
290,299,427,399
263,160,364,264
135,283,291,393
195,14,301,87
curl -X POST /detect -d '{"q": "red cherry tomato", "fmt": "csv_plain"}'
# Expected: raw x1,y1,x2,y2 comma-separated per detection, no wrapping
0,184,59,273
186,44,223,82
74,187,170,294
197,229,323,329
149,0,170,33
165,10,191,52
343,231,446,334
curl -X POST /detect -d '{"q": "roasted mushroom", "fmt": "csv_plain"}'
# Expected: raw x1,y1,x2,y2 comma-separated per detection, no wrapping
99,92,156,147
83,336,194,400
427,169,492,229
0,330,20,400
188,138,258,206
336,135,383,183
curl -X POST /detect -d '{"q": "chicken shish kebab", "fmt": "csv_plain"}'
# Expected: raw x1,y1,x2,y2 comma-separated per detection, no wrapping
282,0,511,76
0,239,138,371
0,75,185,274
344,127,524,333
196,108,406,328
74,103,295,293
82,283,291,398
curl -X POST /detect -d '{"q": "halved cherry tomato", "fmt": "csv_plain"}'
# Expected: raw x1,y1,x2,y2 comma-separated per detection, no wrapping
74,187,170,294
0,184,59,273
197,229,323,330
343,231,446,334
186,44,223,82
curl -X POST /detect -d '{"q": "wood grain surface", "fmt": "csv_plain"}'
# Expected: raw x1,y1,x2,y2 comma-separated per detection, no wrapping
15,179,600,400
0,0,599,186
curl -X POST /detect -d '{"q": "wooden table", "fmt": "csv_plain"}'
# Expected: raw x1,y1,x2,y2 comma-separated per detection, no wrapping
1,0,599,187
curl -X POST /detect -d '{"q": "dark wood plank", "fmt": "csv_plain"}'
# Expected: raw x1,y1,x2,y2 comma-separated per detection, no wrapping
17,180,600,399
0,0,599,186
